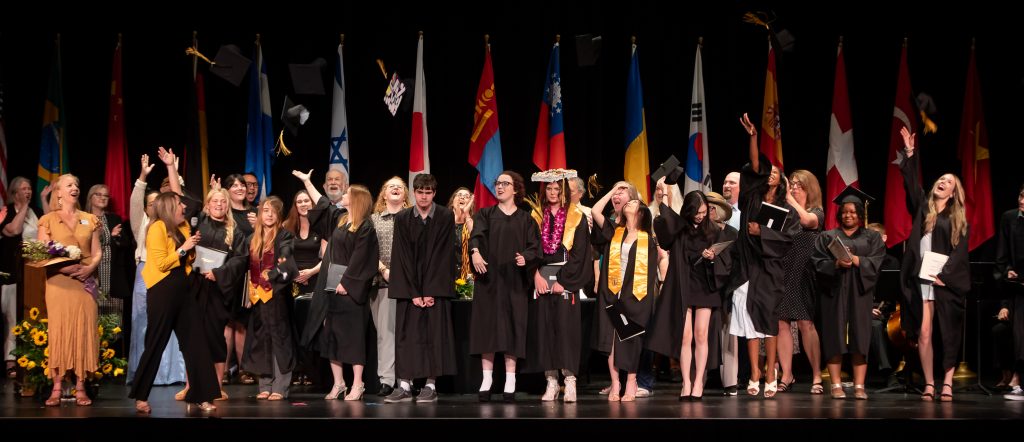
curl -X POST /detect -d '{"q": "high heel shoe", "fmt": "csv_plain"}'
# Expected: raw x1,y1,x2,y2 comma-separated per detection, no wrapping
174,387,189,401
325,383,347,400
344,384,365,401
45,385,62,407
541,383,560,402
940,383,954,402
563,376,577,403
74,387,92,406
920,383,935,401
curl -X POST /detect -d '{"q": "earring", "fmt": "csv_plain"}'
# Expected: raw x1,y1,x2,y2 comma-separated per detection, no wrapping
57,197,62,209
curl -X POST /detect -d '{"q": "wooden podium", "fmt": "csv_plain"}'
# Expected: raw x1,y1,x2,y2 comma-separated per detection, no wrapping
23,257,76,319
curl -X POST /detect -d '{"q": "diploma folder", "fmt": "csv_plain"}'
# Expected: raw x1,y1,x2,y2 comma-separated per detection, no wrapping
755,202,790,231
194,246,228,273
324,263,348,292
827,236,853,262
918,251,949,282
605,300,646,342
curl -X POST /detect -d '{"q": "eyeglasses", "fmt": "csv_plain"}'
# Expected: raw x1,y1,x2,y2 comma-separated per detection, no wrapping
494,181,513,188
244,182,259,188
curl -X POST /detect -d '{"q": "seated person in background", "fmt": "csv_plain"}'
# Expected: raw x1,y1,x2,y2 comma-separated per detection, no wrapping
992,301,1020,391
865,223,900,375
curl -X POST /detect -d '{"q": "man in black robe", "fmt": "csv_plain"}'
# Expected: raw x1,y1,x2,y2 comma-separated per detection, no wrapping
384,174,457,403
995,184,1024,400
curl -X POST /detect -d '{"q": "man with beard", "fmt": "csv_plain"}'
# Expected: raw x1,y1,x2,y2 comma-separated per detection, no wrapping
324,169,349,209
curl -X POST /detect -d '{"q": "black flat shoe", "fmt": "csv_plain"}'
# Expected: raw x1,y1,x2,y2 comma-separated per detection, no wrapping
678,395,690,402
478,391,491,402
503,392,516,402
690,394,703,401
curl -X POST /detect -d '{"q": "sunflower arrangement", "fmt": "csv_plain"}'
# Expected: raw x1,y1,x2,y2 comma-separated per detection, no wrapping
10,308,127,392
455,277,474,299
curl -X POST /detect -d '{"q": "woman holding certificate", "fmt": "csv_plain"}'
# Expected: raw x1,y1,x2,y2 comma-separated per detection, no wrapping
898,127,971,402
591,183,659,402
295,170,379,401
811,187,886,399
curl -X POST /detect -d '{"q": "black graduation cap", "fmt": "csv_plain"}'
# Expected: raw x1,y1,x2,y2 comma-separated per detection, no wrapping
280,96,309,137
288,58,328,96
575,34,602,67
651,155,684,185
832,185,874,206
209,44,251,87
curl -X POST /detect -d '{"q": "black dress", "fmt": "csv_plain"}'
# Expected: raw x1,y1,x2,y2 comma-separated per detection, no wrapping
811,227,886,360
898,157,971,372
388,204,458,380
725,154,797,336
994,208,1024,364
591,221,658,372
292,230,323,295
779,208,824,321
228,207,257,323
468,205,541,358
648,204,732,361
524,205,592,374
300,196,379,366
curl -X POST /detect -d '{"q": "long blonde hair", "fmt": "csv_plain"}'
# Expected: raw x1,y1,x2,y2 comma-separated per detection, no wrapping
250,196,284,261
146,192,184,247
204,188,236,249
373,177,411,214
49,174,80,212
925,173,967,248
339,185,373,233
789,169,822,210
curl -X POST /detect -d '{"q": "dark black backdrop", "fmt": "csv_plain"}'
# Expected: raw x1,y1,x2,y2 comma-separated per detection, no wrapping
2,3,1020,257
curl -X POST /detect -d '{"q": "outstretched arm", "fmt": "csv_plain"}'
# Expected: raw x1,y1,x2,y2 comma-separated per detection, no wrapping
740,113,759,172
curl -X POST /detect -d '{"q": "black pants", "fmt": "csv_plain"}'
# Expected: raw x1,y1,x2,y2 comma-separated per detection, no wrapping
129,268,219,402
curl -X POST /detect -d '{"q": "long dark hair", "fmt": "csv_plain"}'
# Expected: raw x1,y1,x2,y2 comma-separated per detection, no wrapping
682,191,718,241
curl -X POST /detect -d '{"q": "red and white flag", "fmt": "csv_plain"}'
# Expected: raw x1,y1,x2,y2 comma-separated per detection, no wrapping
959,43,994,251
825,40,857,231
883,42,917,248
409,33,429,190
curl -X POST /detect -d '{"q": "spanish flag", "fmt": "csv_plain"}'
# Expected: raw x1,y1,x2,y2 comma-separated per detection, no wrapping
624,41,650,202
759,41,783,169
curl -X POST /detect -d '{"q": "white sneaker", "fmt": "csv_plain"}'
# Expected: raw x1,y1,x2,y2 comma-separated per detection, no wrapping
1003,386,1024,401
635,387,653,398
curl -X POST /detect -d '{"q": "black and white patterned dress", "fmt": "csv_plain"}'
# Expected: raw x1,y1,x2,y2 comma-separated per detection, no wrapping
778,208,823,321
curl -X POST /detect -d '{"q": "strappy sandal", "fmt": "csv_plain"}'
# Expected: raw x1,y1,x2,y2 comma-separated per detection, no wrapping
830,384,846,399
256,391,271,400
747,379,760,396
267,392,285,401
6,364,17,379
44,385,62,407
810,382,824,394
940,383,954,402
74,390,92,406
777,378,795,393
607,382,621,402
920,383,935,401
763,380,778,399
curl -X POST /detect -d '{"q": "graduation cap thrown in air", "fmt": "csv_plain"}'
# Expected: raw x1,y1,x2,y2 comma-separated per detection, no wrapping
209,44,251,87
288,58,328,96
280,95,310,137
651,155,684,185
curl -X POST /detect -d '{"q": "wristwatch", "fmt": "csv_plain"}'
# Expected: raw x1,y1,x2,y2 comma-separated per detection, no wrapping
178,248,187,258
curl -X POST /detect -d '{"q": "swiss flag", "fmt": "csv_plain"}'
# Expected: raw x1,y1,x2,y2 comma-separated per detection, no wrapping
825,40,858,231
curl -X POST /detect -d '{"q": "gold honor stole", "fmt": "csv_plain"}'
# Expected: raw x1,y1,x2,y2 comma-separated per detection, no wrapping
249,279,274,304
607,227,649,301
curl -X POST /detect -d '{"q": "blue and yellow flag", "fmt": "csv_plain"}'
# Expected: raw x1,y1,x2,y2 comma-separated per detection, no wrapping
624,42,650,202
38,37,69,206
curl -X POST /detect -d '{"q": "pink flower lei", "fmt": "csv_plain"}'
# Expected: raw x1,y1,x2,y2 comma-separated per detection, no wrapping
541,206,567,255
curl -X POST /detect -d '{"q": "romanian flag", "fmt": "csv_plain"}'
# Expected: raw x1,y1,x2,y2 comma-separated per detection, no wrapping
469,40,503,209
759,41,783,169
532,40,565,171
38,36,69,206
959,42,994,251
624,42,650,202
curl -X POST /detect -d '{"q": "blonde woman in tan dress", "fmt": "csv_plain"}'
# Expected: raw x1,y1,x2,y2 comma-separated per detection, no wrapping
37,174,102,407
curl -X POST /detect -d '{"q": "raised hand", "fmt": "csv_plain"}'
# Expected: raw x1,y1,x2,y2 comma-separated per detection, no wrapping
740,113,757,136
292,169,314,183
900,126,916,158
210,174,222,191
140,154,156,179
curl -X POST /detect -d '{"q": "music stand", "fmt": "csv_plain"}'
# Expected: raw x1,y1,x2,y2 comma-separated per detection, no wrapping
955,261,997,395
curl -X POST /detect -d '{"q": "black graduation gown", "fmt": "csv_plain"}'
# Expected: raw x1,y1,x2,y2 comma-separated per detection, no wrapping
725,154,797,336
811,227,885,360
195,215,245,362
994,208,1024,363
524,207,592,373
591,220,658,372
228,207,256,322
648,204,731,361
468,205,541,358
218,229,297,375
388,204,458,380
898,157,972,372
299,196,379,365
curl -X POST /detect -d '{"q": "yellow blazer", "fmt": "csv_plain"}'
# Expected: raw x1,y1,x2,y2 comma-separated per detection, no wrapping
142,220,193,289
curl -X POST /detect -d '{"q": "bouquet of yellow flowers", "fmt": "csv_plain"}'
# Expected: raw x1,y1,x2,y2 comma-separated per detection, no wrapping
10,307,127,393
455,277,474,299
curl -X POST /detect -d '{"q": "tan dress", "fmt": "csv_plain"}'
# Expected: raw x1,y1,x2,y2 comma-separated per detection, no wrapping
38,211,100,375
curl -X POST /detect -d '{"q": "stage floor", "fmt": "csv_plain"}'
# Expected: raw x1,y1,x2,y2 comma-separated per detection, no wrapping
3,377,1022,436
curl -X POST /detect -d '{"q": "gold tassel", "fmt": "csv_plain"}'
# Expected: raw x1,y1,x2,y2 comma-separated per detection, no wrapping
376,59,389,80
525,192,543,226
185,47,214,65
920,110,938,134
587,174,602,199
742,12,772,30
275,130,293,157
